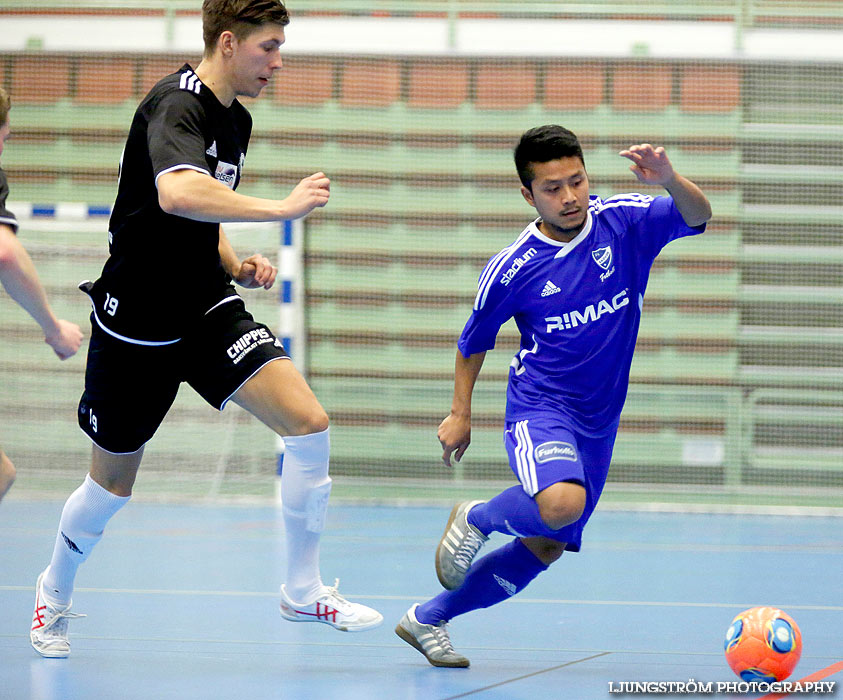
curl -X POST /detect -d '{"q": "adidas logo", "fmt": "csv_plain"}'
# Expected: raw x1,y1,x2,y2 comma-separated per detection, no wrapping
493,574,517,597
206,141,218,158
179,69,202,95
541,280,561,297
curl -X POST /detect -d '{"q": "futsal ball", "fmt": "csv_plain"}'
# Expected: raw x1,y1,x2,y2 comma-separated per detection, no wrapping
724,607,802,682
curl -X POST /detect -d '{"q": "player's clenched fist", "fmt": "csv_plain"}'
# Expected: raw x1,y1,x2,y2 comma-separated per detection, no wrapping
44,319,83,360
282,172,331,220
235,253,277,290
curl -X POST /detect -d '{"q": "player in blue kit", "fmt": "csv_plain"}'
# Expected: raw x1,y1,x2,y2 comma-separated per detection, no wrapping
395,125,712,667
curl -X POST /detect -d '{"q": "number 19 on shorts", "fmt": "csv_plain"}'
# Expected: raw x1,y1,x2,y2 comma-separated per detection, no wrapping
104,293,119,317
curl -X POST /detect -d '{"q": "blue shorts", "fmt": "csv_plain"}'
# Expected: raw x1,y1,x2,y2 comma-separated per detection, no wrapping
504,415,617,551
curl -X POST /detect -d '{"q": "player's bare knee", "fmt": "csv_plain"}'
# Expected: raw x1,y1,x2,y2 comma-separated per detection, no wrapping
287,409,329,437
538,503,581,531
522,537,566,565
536,482,586,531
90,447,141,498
308,408,330,435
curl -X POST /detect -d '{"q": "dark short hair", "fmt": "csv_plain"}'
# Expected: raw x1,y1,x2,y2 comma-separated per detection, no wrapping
514,125,585,189
202,0,290,55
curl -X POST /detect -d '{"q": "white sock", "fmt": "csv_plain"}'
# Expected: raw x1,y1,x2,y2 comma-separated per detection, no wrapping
280,428,331,603
42,474,130,606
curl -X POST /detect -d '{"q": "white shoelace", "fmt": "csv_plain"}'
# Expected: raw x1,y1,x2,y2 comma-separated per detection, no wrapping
40,608,86,640
318,579,352,611
322,578,342,598
453,528,486,573
431,622,458,655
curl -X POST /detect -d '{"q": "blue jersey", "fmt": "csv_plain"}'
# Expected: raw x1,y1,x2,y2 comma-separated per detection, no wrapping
458,193,705,436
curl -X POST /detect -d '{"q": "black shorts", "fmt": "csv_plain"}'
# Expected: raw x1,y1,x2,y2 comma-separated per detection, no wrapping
77,297,289,454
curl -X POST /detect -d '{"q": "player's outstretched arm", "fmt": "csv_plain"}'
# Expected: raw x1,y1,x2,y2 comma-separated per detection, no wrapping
619,144,712,227
0,224,83,360
438,350,486,467
218,225,277,290
157,169,330,223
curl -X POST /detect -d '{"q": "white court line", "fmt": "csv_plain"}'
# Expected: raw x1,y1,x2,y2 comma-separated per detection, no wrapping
0,634,736,657
1,634,835,662
4,528,840,554
1,586,841,611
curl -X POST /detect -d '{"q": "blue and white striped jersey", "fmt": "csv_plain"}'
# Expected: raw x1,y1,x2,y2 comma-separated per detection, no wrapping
458,193,705,436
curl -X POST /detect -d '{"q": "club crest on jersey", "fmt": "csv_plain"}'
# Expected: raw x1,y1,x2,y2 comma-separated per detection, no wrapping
591,245,615,281
214,161,237,189
591,246,612,269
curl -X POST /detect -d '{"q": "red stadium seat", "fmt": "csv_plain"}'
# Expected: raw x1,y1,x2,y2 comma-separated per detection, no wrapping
407,60,469,109
274,58,334,106
340,60,401,108
680,65,741,113
11,56,71,104
544,62,605,110
612,64,673,111
475,61,536,110
75,57,136,104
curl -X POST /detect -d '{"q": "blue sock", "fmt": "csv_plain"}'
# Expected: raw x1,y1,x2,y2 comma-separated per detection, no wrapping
416,539,548,624
468,485,556,538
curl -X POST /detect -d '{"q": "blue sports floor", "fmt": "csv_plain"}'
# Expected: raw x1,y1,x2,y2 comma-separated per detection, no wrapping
1,500,841,700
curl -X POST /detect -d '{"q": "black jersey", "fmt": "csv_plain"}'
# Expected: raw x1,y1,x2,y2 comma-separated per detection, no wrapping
0,167,18,233
88,64,252,344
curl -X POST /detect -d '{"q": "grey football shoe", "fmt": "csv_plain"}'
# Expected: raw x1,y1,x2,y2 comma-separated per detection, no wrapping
435,500,488,590
395,604,469,668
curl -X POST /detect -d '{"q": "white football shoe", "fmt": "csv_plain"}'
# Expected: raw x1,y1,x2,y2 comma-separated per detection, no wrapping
30,570,86,658
279,579,383,632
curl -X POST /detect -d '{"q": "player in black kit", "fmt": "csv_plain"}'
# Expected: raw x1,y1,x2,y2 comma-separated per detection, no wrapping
30,0,382,659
